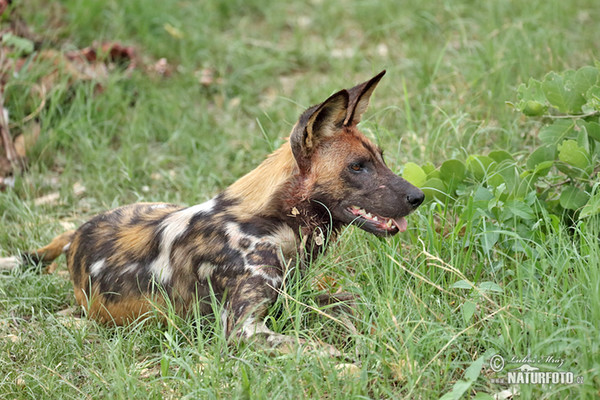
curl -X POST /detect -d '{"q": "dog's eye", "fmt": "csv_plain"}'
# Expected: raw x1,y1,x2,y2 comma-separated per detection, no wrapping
349,162,363,172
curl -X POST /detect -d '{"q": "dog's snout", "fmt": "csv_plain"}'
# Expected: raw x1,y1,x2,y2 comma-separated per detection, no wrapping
407,189,425,208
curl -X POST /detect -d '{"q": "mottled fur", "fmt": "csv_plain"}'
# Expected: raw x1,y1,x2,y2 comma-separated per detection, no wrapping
5,71,424,352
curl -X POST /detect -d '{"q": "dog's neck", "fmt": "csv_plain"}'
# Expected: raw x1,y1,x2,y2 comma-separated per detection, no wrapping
223,141,339,255
224,142,297,215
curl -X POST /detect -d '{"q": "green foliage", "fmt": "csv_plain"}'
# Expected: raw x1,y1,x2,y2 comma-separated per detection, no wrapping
514,65,600,216
439,356,487,400
2,33,34,57
406,64,600,261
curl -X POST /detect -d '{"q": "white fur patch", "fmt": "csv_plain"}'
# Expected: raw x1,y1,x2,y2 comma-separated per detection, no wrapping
62,243,71,252
0,256,19,271
149,198,216,285
89,259,106,277
224,221,286,286
120,263,138,275
225,221,257,246
197,262,216,280
150,203,169,209
265,224,298,259
239,316,273,339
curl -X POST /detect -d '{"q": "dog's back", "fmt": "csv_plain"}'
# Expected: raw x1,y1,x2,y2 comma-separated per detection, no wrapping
59,199,296,326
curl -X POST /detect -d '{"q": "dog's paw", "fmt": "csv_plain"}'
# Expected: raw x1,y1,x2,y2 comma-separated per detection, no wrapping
315,291,361,314
296,338,342,358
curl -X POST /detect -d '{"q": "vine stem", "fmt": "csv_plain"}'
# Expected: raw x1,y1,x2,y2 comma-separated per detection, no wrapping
545,110,599,119
547,164,600,188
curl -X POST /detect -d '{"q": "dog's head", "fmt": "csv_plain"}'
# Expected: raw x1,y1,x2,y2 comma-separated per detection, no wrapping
290,71,424,237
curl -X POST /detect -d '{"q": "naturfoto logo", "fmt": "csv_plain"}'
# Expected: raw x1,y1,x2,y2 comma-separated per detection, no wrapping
489,354,584,385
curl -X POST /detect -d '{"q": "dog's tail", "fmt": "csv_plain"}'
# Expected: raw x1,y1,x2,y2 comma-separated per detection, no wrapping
0,230,75,272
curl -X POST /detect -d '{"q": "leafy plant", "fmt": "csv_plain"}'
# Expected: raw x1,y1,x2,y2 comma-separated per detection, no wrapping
439,356,492,400
513,64,600,215
403,64,600,258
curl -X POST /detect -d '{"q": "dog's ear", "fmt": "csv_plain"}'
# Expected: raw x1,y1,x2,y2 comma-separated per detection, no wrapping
291,89,349,173
344,70,386,126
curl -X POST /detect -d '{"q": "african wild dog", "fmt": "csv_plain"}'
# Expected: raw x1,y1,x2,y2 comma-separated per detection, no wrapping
1,70,424,352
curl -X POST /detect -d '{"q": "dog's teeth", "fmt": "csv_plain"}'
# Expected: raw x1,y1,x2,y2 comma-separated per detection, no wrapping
386,219,393,227
365,213,372,218
373,216,378,221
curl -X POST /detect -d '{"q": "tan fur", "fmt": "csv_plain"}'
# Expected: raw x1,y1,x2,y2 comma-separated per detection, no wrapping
86,292,156,325
32,230,75,263
225,142,298,216
71,279,166,324
114,223,159,260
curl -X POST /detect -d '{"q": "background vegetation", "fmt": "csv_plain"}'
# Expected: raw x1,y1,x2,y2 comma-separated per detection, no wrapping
1,0,599,398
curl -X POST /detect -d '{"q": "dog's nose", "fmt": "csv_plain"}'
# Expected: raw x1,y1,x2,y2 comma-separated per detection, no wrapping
407,190,425,208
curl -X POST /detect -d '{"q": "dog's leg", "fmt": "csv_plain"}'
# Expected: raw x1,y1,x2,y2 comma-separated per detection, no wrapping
224,276,340,357
224,277,289,346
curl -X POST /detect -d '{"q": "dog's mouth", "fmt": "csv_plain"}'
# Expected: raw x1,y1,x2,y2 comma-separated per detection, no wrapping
346,205,408,236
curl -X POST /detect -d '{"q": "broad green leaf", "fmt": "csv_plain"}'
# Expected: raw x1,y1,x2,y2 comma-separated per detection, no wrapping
427,169,441,179
577,119,600,143
479,227,499,254
422,178,447,201
501,200,535,221
582,85,600,113
462,300,476,323
451,280,472,290
574,66,600,98
473,186,494,201
517,78,546,103
488,150,514,163
464,356,485,381
439,380,472,400
532,160,554,176
440,159,466,183
580,184,600,219
160,356,170,377
478,281,503,293
538,120,576,145
576,126,590,152
541,71,572,113
516,78,547,115
557,139,590,170
497,164,520,192
541,67,597,114
526,145,556,170
487,171,505,187
548,214,561,231
421,162,436,176
467,155,495,181
559,185,589,210
438,356,485,400
402,162,427,187
2,33,34,56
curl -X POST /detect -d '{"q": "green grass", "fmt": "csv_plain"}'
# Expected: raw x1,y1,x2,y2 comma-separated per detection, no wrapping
1,0,600,398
